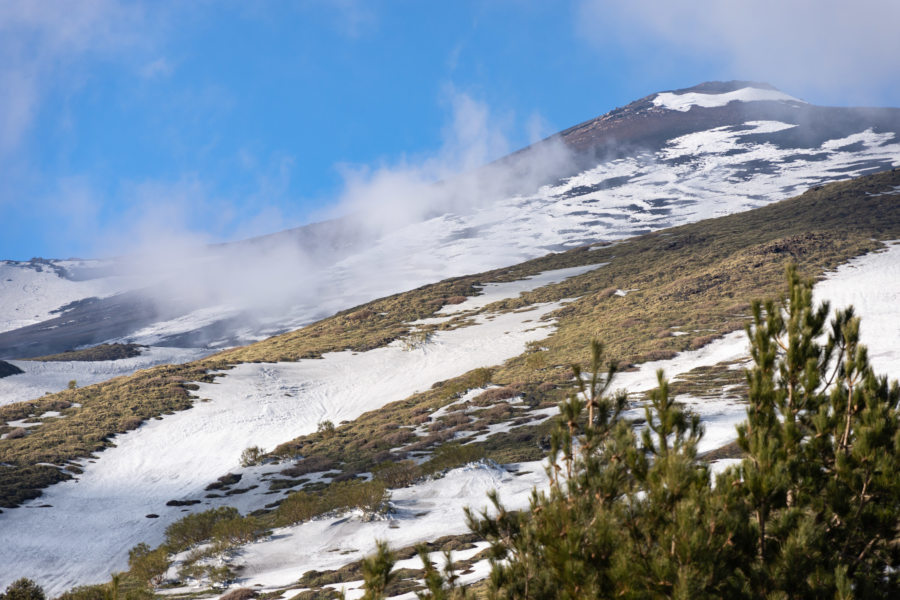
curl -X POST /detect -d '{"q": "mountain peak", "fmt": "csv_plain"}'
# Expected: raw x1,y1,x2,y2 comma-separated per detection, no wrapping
668,80,780,95
651,80,806,112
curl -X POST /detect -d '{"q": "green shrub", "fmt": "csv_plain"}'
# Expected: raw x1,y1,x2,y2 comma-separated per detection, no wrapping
1,578,45,600
275,479,389,527
5,427,27,440
164,506,240,552
421,443,485,475
331,479,389,514
53,584,109,600
127,544,169,587
239,446,264,467
372,460,421,488
219,588,257,600
276,490,321,526
212,515,261,546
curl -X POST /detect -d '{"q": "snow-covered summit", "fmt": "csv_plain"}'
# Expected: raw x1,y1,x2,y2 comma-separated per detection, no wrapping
1,81,898,369
652,85,806,112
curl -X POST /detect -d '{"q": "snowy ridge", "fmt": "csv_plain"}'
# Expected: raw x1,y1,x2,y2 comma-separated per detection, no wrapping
2,86,899,364
263,120,900,345
653,87,805,112
0,261,133,334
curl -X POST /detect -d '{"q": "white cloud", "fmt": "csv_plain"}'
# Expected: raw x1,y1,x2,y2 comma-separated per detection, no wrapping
0,0,147,155
140,57,173,79
578,0,900,103
328,88,570,236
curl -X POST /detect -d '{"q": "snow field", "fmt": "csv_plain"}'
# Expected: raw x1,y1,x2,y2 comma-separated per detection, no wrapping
0,261,134,334
4,241,900,596
813,241,900,379
0,266,594,595
0,347,211,407
434,263,603,316
234,460,547,591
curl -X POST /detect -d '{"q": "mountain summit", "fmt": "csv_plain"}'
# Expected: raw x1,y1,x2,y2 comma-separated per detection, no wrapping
0,82,898,366
1,81,900,596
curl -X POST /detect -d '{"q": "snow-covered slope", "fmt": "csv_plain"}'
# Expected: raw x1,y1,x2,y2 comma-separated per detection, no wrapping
6,238,900,595
2,82,900,371
0,260,134,334
0,265,596,593
0,347,210,408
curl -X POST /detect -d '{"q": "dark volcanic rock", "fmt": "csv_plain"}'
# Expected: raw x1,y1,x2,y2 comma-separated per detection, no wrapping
0,360,24,378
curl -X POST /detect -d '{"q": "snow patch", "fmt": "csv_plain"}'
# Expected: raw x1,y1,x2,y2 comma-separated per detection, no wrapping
0,261,134,334
652,87,806,112
0,347,211,407
814,241,900,379
235,461,547,590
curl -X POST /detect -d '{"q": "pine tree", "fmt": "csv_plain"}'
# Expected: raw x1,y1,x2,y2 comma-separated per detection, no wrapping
370,265,900,598
464,265,900,598
728,266,900,597
361,540,396,600
0,579,45,600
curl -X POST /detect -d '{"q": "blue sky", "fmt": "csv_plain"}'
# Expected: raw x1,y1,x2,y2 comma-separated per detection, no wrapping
2,0,899,260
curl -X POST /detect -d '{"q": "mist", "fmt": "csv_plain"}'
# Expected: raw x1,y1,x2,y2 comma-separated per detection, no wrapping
95,91,576,346
580,0,900,105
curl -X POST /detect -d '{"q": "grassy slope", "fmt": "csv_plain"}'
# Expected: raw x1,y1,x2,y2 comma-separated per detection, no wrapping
2,169,900,510
23,343,146,362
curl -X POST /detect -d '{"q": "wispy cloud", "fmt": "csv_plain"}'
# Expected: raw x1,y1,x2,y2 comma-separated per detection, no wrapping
0,0,149,155
71,88,577,336
330,87,570,233
578,0,900,103
140,57,174,79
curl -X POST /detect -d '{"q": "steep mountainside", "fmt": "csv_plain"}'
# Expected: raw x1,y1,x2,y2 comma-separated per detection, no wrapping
1,82,898,369
2,169,900,596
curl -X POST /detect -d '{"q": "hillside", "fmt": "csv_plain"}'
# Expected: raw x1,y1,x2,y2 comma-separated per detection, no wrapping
1,169,900,595
1,82,898,371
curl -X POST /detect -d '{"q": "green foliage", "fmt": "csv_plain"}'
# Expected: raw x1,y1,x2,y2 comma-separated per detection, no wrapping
360,541,396,600
240,445,264,467
372,459,421,488
163,506,240,552
731,266,900,597
317,420,336,437
53,584,108,600
126,543,169,588
415,546,470,600
212,514,261,546
420,444,485,476
461,266,900,598
276,479,389,526
0,578,45,600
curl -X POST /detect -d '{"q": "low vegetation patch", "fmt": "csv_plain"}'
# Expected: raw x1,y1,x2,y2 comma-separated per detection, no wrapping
24,343,146,362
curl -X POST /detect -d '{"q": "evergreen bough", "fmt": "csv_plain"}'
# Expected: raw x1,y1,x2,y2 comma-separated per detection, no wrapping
359,266,900,598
